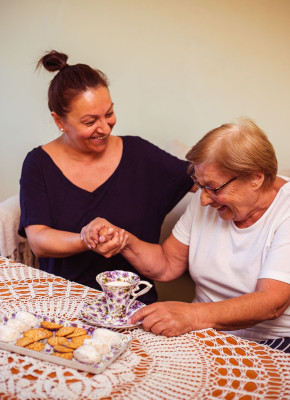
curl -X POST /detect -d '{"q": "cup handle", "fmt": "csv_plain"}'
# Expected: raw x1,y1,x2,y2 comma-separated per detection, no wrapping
126,281,153,313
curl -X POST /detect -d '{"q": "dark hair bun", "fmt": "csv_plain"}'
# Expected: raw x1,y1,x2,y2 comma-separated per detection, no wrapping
37,50,68,72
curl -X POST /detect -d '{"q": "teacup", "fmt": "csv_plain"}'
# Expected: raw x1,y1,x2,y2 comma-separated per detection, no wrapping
96,270,152,321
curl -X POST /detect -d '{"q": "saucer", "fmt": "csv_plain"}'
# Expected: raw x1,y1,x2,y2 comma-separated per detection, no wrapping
79,294,146,329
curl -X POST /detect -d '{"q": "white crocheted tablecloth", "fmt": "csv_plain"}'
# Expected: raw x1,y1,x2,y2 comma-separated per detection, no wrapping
0,257,289,400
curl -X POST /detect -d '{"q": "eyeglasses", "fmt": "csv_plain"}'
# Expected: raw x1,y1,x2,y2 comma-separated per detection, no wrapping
191,175,237,196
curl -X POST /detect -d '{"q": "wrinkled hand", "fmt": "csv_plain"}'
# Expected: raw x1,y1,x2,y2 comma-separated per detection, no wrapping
129,301,196,337
80,217,128,257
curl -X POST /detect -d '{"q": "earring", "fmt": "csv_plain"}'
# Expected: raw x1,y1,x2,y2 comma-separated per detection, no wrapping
60,128,64,132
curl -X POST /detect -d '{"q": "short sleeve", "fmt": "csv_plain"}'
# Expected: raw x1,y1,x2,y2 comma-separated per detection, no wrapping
128,137,193,216
19,148,54,237
259,216,290,284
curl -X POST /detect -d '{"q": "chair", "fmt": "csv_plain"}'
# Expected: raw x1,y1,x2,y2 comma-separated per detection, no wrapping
0,195,38,267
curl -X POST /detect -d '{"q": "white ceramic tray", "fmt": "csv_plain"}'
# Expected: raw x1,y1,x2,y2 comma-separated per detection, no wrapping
0,313,131,375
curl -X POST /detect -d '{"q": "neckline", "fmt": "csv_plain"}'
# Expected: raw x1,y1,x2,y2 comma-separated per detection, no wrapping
40,136,125,194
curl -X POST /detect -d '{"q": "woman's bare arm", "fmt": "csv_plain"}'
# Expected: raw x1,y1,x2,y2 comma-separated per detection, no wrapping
130,278,290,337
25,225,87,257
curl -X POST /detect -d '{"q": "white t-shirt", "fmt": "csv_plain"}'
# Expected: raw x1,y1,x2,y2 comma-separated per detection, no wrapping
172,179,290,341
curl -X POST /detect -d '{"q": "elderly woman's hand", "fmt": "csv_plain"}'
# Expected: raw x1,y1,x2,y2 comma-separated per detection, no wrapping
80,217,128,257
129,301,196,337
95,228,128,257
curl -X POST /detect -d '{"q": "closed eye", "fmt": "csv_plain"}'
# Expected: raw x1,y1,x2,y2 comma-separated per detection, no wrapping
105,111,114,118
84,120,96,126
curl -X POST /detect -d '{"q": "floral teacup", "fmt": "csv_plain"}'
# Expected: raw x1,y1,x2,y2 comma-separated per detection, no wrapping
96,270,152,321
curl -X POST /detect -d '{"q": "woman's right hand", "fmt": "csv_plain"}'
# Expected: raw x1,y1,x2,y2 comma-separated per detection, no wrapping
80,217,115,248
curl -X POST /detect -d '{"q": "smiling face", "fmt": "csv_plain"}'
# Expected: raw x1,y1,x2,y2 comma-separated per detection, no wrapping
52,85,116,155
194,164,265,227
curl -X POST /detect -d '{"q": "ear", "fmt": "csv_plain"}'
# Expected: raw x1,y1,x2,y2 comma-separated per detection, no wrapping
51,112,64,131
251,172,264,190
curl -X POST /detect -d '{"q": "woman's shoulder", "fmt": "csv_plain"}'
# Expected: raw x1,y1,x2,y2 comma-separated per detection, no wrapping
23,146,45,163
121,135,184,162
121,135,156,149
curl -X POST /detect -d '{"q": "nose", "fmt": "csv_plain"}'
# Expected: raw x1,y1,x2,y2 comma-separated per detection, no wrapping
200,189,214,207
96,119,112,135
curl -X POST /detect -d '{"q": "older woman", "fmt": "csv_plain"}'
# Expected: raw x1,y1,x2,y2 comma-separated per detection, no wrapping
82,118,290,352
19,50,194,304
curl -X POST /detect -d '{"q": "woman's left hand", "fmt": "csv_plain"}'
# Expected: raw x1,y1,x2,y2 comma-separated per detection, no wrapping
129,301,196,337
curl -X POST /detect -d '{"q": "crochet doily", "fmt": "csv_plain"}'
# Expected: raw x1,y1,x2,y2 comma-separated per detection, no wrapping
0,257,289,400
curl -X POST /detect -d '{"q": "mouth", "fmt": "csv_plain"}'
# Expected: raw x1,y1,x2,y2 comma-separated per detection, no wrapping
214,205,226,211
90,134,107,141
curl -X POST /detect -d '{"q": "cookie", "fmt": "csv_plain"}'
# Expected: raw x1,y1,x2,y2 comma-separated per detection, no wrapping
66,328,87,338
26,342,45,351
55,326,75,337
52,352,73,360
53,344,74,353
65,341,81,349
41,321,63,330
71,334,91,345
47,336,69,346
24,328,53,340
16,336,35,347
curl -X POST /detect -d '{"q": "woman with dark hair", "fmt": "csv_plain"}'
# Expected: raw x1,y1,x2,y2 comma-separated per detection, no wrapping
19,50,194,304
85,118,290,352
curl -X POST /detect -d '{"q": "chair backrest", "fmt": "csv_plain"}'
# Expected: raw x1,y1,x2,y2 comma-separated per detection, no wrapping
0,194,38,267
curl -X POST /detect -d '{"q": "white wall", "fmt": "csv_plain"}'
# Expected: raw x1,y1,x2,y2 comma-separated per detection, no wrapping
1,0,290,201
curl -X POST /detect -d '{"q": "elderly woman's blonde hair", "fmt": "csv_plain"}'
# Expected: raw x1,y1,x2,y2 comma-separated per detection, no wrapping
186,118,277,187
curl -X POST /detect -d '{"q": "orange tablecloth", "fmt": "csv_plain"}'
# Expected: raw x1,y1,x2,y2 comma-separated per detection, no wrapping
0,256,289,400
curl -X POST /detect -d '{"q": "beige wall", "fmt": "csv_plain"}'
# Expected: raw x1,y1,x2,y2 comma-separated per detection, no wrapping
1,0,290,201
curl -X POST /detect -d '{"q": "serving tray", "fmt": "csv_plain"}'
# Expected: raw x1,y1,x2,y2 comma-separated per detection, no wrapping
0,313,131,374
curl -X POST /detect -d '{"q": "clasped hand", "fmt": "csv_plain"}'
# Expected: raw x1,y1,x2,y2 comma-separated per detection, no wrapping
80,217,128,257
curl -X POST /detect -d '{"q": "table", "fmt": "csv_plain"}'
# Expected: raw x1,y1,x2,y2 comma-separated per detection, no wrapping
0,256,289,400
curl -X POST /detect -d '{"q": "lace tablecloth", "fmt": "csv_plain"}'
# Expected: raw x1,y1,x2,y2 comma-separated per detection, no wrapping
0,257,289,400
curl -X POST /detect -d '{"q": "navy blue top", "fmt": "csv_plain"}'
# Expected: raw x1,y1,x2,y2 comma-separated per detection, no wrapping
19,136,192,303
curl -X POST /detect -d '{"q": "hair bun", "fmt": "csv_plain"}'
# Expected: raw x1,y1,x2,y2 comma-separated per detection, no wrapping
37,50,69,72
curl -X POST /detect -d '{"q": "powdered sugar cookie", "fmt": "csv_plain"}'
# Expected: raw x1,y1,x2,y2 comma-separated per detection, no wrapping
15,311,39,328
74,344,101,364
0,325,21,343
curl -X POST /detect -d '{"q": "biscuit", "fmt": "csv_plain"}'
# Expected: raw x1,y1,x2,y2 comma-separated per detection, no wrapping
55,326,75,337
26,342,45,352
47,336,69,346
66,328,87,338
71,334,90,345
52,352,73,360
24,328,53,340
65,341,81,349
53,344,74,353
41,321,63,330
16,336,35,347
